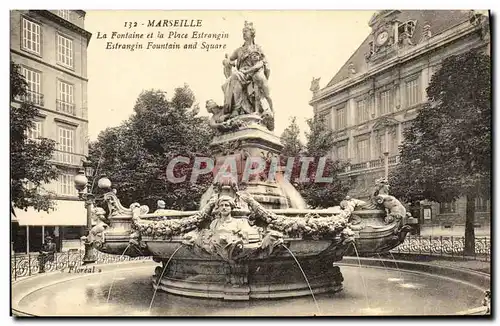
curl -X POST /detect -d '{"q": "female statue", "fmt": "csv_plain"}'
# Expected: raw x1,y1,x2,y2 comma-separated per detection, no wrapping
222,21,273,119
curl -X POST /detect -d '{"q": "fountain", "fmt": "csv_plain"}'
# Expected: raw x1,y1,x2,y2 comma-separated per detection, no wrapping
11,21,490,316
76,20,417,301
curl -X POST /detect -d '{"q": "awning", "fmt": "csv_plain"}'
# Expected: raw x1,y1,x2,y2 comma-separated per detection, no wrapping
14,200,87,226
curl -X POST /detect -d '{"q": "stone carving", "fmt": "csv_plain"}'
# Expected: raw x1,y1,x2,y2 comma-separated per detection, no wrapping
310,77,321,93
348,63,356,76
375,194,407,224
219,21,274,130
103,191,132,217
469,10,490,41
206,99,243,132
182,194,260,261
373,177,390,196
84,207,109,249
419,21,432,42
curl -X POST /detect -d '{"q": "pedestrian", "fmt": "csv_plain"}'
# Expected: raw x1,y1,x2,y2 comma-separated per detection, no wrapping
38,236,56,273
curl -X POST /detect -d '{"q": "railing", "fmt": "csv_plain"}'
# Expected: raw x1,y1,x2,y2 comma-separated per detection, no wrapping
388,155,399,164
11,250,152,281
391,235,491,262
56,100,75,115
345,155,400,173
369,158,383,168
52,150,85,166
18,91,44,107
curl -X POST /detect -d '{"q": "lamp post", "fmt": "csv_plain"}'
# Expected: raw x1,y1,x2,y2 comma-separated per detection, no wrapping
383,128,390,179
74,160,111,265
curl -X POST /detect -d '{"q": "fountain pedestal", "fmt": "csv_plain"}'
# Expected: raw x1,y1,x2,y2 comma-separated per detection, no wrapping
153,255,344,301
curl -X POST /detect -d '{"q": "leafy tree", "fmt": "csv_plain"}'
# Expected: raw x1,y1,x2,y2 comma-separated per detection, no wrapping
89,86,215,211
280,117,350,208
10,61,58,213
280,116,303,157
390,49,491,255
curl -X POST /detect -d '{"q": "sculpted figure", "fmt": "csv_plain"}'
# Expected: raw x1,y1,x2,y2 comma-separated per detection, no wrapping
375,194,407,224
206,99,241,132
86,207,109,249
209,195,256,242
222,21,273,122
182,195,259,260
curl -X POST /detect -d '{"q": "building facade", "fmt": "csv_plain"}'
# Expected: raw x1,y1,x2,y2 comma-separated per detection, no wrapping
309,10,490,236
10,10,92,253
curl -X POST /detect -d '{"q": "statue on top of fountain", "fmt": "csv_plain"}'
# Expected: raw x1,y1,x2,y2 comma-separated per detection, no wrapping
206,21,275,132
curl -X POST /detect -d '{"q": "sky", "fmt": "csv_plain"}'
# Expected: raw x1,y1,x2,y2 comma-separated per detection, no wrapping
84,10,375,141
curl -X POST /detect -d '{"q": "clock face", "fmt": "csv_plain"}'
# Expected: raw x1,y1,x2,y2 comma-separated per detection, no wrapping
376,31,389,45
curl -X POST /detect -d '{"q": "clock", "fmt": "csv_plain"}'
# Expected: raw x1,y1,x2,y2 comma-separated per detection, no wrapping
376,31,389,46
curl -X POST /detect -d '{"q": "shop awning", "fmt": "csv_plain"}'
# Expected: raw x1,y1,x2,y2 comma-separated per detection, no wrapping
14,200,87,226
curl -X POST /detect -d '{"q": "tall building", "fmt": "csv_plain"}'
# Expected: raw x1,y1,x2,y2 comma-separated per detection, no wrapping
309,10,490,236
10,10,92,253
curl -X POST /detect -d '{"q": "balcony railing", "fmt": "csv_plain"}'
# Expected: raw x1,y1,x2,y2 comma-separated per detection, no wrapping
18,91,44,107
388,155,400,164
343,155,400,173
369,158,383,168
56,100,76,115
52,150,85,166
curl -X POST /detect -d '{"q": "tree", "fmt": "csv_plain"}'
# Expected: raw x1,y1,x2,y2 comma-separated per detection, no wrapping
390,49,491,255
280,117,350,208
89,86,215,211
10,61,58,212
280,116,303,157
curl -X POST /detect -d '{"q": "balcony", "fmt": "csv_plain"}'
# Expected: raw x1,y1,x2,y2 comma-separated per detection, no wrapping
341,155,400,175
52,150,85,166
18,90,44,107
56,100,76,115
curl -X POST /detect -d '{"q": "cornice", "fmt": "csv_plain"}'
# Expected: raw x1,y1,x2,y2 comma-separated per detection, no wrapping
30,10,92,44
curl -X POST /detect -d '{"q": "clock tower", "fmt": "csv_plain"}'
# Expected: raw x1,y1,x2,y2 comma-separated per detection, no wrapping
365,10,401,63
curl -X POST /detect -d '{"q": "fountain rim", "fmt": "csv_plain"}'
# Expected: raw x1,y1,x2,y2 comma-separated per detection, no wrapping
11,257,489,317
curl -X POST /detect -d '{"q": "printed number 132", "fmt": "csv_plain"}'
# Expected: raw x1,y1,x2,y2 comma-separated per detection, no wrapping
125,22,138,28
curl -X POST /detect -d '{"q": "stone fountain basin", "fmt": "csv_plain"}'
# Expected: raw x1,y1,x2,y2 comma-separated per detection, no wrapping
100,208,402,259
95,207,410,300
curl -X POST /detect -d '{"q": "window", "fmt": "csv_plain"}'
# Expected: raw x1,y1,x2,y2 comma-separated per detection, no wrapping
475,197,490,212
57,34,73,68
379,90,393,115
377,129,398,155
356,138,370,163
335,107,346,130
336,144,347,161
26,121,43,140
57,80,75,114
356,99,370,124
21,18,41,55
57,10,70,20
58,173,76,196
58,125,75,163
319,110,332,129
439,201,456,214
20,67,43,106
406,78,420,107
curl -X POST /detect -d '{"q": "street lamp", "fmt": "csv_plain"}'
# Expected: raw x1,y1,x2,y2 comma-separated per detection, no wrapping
75,160,112,264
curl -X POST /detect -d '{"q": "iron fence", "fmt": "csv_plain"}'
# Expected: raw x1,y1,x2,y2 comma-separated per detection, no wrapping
391,235,491,262
11,250,152,281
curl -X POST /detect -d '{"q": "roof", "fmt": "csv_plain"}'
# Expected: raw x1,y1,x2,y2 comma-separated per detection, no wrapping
326,10,474,88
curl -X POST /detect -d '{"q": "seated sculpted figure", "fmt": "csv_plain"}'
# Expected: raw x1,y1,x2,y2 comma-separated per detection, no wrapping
222,21,273,121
